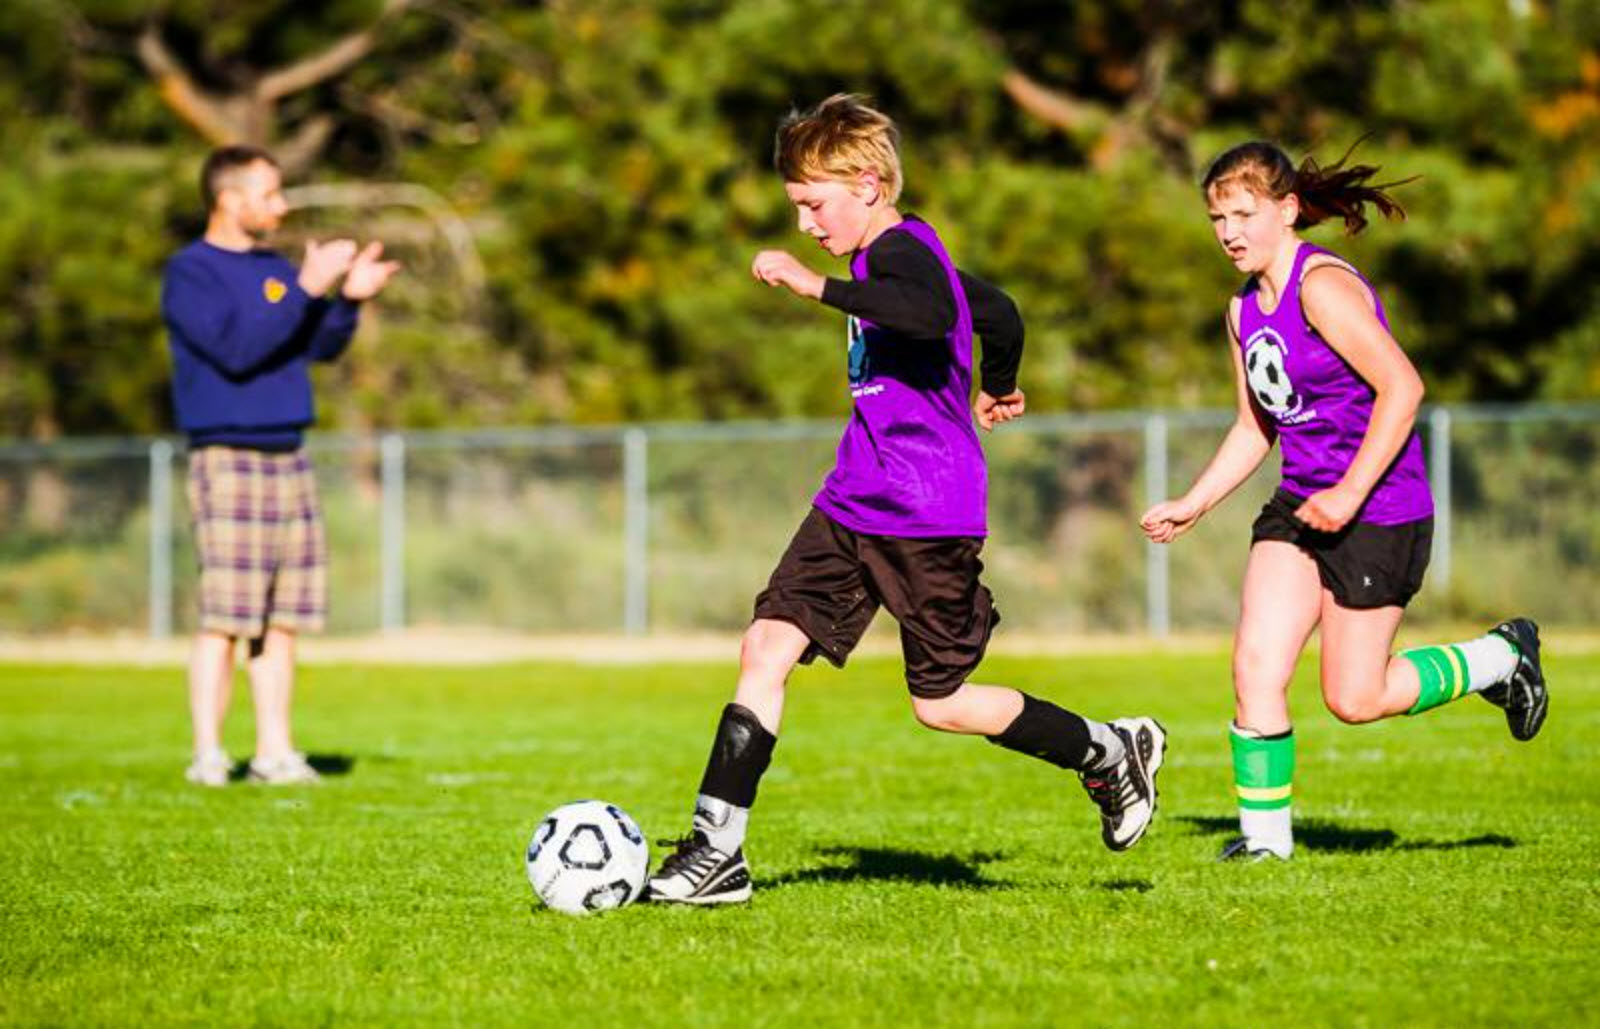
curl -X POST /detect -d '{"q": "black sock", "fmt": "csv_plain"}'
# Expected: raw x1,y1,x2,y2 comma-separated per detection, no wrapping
986,693,1096,771
696,703,777,808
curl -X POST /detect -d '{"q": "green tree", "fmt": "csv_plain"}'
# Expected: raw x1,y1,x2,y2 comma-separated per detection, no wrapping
1,0,1596,443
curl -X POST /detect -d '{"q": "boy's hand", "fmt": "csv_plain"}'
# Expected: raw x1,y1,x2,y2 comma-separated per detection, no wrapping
298,238,358,296
341,241,402,301
751,249,824,299
974,390,1025,432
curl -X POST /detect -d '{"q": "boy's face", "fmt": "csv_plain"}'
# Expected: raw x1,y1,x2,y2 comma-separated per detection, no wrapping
785,175,877,257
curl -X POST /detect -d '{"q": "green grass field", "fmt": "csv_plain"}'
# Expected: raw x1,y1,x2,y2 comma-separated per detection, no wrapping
2,650,1596,1027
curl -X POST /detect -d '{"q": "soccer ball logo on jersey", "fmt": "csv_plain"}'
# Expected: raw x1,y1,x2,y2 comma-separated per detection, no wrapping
846,315,883,397
1243,327,1303,420
847,315,870,385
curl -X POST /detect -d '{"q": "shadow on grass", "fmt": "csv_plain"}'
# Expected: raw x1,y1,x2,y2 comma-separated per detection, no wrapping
226,752,357,782
765,846,1008,891
1097,878,1155,893
1178,815,1516,853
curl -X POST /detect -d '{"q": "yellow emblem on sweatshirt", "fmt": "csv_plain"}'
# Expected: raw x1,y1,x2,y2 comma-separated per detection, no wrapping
263,277,288,303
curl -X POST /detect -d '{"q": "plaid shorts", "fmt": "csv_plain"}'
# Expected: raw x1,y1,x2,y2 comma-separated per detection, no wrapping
187,446,328,637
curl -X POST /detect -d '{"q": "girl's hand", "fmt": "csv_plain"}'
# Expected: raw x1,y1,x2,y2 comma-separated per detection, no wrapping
1140,496,1205,543
1294,486,1363,533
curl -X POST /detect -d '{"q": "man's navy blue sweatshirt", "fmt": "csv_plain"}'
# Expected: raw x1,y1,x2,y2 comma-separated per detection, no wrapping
162,240,360,449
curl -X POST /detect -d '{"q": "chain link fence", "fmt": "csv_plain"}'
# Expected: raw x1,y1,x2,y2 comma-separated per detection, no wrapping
1,404,1595,638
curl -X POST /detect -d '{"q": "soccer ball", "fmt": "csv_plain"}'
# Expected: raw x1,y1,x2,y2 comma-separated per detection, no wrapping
525,800,650,915
1244,331,1299,416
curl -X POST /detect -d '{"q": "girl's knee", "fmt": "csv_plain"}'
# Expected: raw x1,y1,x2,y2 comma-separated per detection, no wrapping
1323,686,1384,725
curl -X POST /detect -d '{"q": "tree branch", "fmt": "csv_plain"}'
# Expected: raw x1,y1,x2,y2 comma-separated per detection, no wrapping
136,25,237,143
257,0,412,101
273,115,337,178
999,66,1111,135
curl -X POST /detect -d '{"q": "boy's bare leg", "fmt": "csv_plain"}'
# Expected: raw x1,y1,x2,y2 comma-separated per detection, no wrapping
732,619,809,734
914,682,1166,852
649,619,807,904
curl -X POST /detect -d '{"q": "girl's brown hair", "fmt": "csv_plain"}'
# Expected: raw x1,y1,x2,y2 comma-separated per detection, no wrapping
1202,139,1414,235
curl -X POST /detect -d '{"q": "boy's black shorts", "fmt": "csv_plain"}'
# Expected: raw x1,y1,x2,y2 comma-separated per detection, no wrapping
753,507,999,699
1250,488,1433,609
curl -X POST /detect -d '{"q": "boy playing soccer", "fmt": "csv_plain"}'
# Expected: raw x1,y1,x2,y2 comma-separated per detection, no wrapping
646,95,1167,905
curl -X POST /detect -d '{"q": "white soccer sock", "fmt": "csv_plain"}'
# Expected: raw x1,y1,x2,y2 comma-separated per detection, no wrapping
1240,807,1294,859
1456,633,1520,692
1085,719,1127,771
1232,723,1294,859
693,793,750,855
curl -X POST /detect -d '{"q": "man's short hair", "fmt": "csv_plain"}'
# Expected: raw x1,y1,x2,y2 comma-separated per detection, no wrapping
200,145,279,211
775,94,903,203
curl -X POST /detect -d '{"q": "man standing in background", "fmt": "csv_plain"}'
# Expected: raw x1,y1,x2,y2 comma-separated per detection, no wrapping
162,145,399,785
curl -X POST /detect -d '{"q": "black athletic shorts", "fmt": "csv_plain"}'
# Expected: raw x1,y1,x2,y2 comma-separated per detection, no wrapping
1250,488,1433,609
753,507,999,699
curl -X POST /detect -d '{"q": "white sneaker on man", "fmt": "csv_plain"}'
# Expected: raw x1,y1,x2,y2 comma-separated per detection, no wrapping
185,747,233,787
247,751,321,785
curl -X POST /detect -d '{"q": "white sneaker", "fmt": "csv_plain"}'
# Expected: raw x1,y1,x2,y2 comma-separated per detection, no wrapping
247,751,321,785
1078,717,1167,851
645,831,752,905
185,748,233,787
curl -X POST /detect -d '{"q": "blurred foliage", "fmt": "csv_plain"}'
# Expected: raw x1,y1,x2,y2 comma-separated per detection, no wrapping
1,0,1598,438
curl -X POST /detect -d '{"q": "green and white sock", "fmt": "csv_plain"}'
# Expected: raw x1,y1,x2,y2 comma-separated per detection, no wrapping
1402,633,1519,715
1231,723,1294,859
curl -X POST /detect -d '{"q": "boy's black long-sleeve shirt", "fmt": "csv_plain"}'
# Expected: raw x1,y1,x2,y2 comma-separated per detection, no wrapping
817,223,1024,397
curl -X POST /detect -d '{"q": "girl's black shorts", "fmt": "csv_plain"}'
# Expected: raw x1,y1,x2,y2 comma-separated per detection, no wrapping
1251,488,1433,609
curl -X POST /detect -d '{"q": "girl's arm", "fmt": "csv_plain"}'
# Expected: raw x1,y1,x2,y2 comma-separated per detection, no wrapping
1293,263,1424,532
1140,299,1277,543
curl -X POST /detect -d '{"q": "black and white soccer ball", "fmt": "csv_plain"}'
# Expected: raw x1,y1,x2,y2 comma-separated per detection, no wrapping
1244,333,1299,415
525,800,650,915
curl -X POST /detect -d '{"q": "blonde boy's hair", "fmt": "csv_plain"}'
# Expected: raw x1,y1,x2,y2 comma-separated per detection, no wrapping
774,94,903,203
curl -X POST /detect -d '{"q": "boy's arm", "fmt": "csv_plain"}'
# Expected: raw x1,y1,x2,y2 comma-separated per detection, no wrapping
817,232,955,339
960,269,1023,397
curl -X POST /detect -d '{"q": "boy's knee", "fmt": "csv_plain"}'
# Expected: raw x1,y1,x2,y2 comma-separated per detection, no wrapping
909,692,967,733
740,622,796,677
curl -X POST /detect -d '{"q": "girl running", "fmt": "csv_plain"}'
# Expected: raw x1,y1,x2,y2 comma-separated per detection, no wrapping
1140,141,1548,861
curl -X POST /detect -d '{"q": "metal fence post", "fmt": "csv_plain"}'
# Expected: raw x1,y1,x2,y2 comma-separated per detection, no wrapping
1144,413,1170,638
380,433,407,633
148,438,175,639
622,428,649,635
1429,406,1452,590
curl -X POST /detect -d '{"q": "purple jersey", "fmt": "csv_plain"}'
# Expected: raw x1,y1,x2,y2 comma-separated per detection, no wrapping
813,219,986,537
1237,242,1432,525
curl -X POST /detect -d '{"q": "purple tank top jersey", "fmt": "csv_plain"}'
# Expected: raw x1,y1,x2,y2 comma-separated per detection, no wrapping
1237,242,1432,525
813,218,987,537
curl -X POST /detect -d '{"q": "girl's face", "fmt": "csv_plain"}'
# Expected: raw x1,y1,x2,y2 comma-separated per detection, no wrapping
785,173,880,257
1206,182,1298,275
